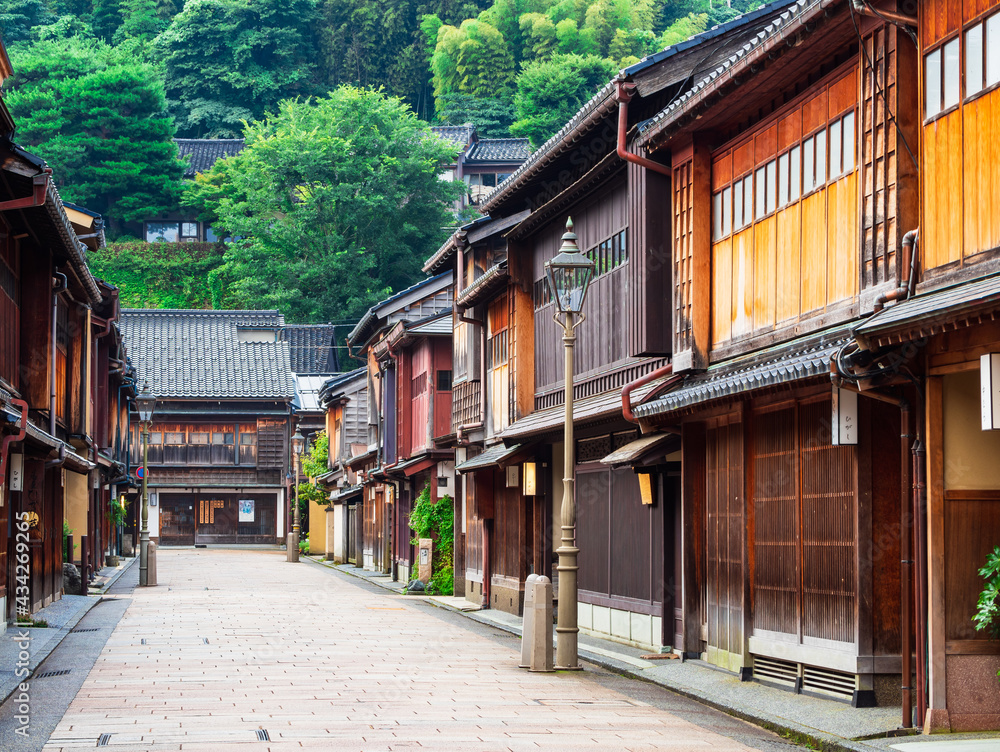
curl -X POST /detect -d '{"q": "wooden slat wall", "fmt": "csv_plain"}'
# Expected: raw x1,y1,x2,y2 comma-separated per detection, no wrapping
860,24,912,289
799,399,857,644
709,66,860,351
706,414,745,666
577,470,611,594
752,404,799,636
944,491,1000,640
673,154,696,357
627,158,672,357
531,181,629,394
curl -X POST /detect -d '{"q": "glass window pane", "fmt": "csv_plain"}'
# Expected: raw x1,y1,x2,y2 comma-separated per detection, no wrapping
926,49,941,117
778,153,789,207
181,222,198,237
722,187,732,235
830,120,842,177
145,222,179,243
816,129,827,185
713,192,722,240
166,432,185,444
987,15,1000,87
620,230,627,262
732,181,743,230
803,137,815,193
968,23,984,95
790,146,801,201
150,432,162,444
843,112,856,171
944,38,960,108
755,167,766,219
744,177,753,225
766,160,777,213
189,432,209,444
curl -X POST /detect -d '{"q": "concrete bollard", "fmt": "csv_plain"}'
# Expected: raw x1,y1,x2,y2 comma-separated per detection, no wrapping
519,573,540,668
529,576,553,672
146,541,157,586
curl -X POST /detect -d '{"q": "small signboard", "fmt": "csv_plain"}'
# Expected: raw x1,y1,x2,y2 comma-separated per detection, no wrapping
136,466,146,480
238,499,255,523
9,453,22,491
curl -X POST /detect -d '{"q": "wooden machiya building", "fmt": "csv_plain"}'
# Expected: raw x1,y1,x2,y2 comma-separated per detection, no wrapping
424,2,813,637
0,33,136,622
605,0,928,718
119,310,297,547
346,273,454,575
317,367,368,565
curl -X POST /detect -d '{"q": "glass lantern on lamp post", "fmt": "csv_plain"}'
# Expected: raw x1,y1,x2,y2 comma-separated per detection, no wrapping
287,428,306,562
544,217,595,671
135,382,156,587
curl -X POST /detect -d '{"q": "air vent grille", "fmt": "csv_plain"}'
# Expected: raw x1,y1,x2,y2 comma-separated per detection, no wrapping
752,656,798,687
802,665,856,700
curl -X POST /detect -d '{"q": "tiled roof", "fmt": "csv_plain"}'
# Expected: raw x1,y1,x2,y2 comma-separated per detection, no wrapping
466,138,531,163
636,0,827,145
286,324,337,374
175,139,246,179
120,309,296,400
633,329,852,420
407,313,452,337
347,272,453,347
853,273,1000,349
430,124,476,149
455,443,524,474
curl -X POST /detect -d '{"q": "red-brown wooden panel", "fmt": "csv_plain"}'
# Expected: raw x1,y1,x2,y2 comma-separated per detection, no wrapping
778,110,802,151
802,87,829,135
829,67,858,117
733,141,754,178
755,125,777,165
713,152,732,190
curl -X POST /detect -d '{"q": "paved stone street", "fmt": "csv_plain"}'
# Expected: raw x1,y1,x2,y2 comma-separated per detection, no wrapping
38,549,797,751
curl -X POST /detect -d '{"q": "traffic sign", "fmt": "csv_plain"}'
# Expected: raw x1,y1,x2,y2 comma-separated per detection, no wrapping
136,466,146,480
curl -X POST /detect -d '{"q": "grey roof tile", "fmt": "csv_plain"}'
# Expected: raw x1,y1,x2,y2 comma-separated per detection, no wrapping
285,324,337,374
466,138,531,163
120,309,296,400
175,139,246,179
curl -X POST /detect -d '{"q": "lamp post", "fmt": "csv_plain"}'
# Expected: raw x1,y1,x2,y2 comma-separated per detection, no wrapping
135,382,156,587
287,428,306,562
544,217,595,671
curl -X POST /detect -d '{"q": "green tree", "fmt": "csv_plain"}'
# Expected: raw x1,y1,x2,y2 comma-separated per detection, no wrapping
657,12,708,49
86,241,226,308
431,17,515,106
114,0,174,44
436,92,514,137
5,36,184,227
0,0,54,42
186,87,463,324
510,53,613,147
157,0,323,137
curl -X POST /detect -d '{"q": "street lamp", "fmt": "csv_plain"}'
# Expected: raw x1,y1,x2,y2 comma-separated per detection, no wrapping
544,217,594,671
287,428,306,562
135,382,156,587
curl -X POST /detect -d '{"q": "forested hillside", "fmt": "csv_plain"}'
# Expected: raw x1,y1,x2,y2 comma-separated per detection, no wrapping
0,0,762,325
1,0,762,142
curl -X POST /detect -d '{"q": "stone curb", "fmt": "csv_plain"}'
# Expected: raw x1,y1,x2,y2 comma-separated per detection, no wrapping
87,554,140,597
310,556,904,752
0,596,101,708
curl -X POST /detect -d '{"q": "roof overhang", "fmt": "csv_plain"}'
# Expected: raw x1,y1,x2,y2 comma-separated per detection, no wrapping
600,432,679,468
853,273,1000,351
455,442,536,474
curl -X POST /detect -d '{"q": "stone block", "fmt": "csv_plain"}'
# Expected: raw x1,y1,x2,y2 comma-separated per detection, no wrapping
122,534,134,557
418,538,433,584
592,606,611,635
610,608,631,639
577,601,593,630
652,616,664,648
630,612,652,647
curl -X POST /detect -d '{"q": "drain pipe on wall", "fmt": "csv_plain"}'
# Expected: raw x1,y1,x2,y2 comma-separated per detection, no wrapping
0,397,28,483
849,0,917,28
615,81,672,178
874,229,919,312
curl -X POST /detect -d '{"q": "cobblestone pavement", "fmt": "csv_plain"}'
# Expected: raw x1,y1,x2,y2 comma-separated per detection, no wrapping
40,548,798,752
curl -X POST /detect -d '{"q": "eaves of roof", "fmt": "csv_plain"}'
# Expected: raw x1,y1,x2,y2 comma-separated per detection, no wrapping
319,367,367,404
637,0,833,151
853,272,1000,350
347,271,453,348
457,263,508,309
633,327,853,421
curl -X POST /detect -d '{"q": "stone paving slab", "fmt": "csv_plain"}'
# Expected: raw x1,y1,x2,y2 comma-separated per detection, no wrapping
41,549,798,752
318,555,1000,752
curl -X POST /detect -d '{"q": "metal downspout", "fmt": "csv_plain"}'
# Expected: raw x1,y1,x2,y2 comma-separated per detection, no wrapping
615,81,672,178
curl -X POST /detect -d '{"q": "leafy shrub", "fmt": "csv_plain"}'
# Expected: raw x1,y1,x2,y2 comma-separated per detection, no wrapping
408,484,454,595
973,545,1000,639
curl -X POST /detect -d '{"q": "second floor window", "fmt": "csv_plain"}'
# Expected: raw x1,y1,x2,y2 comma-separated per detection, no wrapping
966,13,1000,98
925,37,960,119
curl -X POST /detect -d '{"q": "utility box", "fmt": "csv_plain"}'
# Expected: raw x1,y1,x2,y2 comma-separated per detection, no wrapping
418,538,433,584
